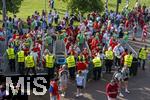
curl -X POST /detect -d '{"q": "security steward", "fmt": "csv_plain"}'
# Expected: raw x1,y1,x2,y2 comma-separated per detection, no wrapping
17,49,25,74
105,47,114,73
25,52,36,75
45,52,55,79
92,54,102,80
138,45,148,70
7,45,16,72
124,52,133,75
66,53,76,79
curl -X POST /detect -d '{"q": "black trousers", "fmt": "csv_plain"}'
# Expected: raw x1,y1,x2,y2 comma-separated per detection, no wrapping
139,59,146,70
93,67,102,80
9,59,15,72
114,57,120,67
68,67,75,79
26,68,36,75
18,62,25,74
129,67,133,76
132,60,139,76
105,60,113,73
47,68,54,79
132,65,138,76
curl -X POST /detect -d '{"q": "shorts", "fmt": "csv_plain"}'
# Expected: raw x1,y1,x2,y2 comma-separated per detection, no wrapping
77,85,83,89
124,78,129,81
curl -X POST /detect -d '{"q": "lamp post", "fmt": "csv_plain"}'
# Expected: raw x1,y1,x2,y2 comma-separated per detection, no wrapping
105,0,108,12
116,0,119,14
116,0,121,14
45,0,46,11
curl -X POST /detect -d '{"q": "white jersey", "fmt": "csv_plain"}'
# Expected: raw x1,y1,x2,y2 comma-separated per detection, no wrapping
76,74,84,86
113,71,123,81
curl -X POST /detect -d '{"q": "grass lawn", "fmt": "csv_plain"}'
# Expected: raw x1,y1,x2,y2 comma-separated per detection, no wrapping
0,0,150,27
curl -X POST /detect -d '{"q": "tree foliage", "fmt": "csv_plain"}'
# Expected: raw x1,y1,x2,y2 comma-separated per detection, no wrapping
63,0,104,14
0,0,23,14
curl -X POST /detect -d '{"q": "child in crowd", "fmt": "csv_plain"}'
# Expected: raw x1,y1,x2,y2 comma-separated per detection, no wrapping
76,70,84,97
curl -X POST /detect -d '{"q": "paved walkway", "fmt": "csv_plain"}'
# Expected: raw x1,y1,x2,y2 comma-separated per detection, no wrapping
29,63,150,100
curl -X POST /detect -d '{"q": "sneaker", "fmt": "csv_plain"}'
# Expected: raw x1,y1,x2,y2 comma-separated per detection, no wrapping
76,94,79,97
61,94,65,97
125,89,130,93
79,93,83,96
119,93,124,97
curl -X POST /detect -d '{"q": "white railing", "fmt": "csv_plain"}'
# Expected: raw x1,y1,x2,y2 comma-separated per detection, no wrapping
126,43,138,57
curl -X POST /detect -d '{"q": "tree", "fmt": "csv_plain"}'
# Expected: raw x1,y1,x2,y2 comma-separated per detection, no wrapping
63,0,104,14
0,0,23,14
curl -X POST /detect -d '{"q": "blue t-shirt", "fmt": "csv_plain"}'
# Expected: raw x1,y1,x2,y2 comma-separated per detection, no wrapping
0,32,3,36
49,86,53,93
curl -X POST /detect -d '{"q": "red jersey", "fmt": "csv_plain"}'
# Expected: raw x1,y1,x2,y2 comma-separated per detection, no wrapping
106,83,118,98
0,36,5,41
23,48,29,56
121,52,128,64
82,50,89,60
109,39,118,50
90,38,98,50
125,20,129,28
76,61,87,71
50,81,59,96
66,28,72,36
66,42,71,51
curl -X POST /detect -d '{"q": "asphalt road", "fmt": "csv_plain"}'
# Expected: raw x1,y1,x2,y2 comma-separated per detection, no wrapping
28,62,150,100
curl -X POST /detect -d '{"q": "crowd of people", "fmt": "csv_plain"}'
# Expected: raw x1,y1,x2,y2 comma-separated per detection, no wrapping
0,1,150,100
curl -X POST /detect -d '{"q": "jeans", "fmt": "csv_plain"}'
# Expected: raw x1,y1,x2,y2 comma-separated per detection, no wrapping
50,96,57,100
82,70,88,88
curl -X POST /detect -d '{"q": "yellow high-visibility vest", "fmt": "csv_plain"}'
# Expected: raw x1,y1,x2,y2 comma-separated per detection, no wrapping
7,48,15,59
124,54,133,67
93,57,102,68
45,55,54,68
25,55,35,68
139,48,147,60
66,55,75,68
17,51,25,62
105,50,113,60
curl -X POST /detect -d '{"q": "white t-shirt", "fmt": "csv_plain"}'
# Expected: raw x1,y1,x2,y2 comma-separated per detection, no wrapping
114,72,123,81
76,74,84,86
